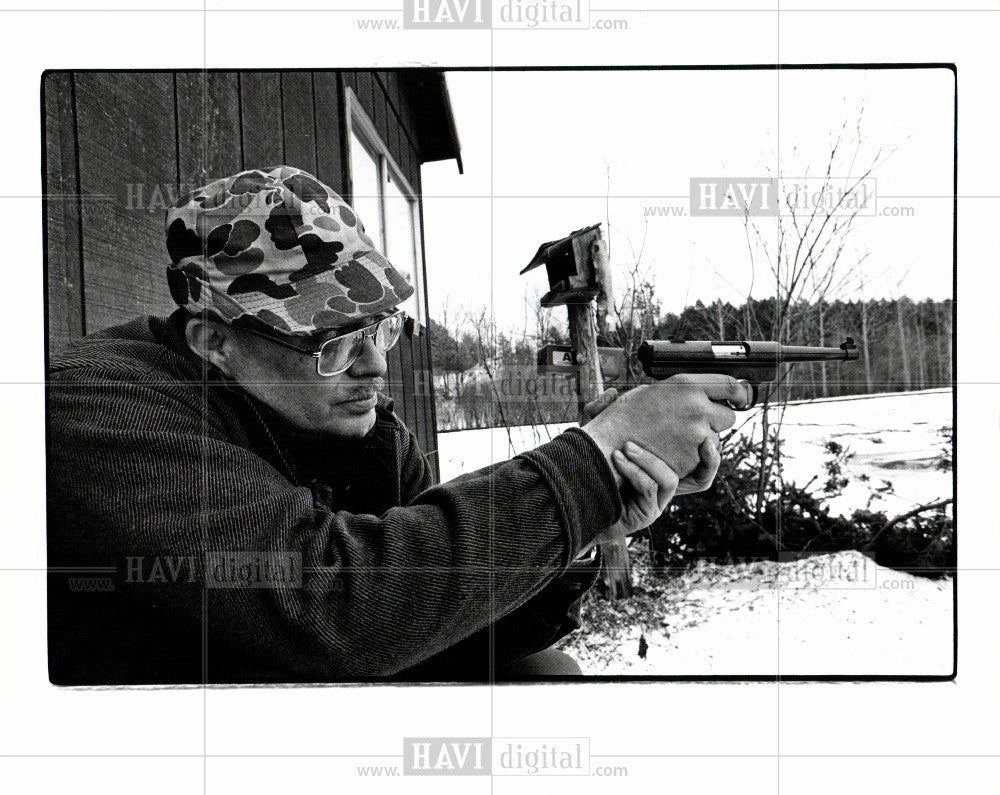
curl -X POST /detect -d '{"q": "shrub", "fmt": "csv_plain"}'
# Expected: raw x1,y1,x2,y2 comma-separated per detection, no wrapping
646,426,954,579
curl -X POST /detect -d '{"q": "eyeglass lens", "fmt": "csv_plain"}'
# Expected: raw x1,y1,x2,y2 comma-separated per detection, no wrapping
317,314,404,376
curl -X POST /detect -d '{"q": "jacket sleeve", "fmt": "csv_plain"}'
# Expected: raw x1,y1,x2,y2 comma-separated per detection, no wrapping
398,425,436,504
48,375,622,678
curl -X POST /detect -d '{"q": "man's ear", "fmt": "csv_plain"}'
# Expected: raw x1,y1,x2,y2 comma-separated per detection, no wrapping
185,318,235,377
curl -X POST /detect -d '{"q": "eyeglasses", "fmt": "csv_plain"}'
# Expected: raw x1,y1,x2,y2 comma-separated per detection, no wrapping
244,311,406,377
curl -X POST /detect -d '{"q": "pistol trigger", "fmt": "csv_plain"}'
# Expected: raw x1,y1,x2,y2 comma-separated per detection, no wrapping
728,382,757,410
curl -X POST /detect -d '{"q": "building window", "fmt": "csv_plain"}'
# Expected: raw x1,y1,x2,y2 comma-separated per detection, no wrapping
347,89,424,325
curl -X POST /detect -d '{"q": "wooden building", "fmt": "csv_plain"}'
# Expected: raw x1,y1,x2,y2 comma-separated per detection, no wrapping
43,70,462,477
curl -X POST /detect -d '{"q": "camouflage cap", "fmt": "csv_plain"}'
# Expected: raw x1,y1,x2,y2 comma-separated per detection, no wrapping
165,165,414,336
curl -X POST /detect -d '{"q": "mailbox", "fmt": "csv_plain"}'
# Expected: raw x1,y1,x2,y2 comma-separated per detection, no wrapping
537,343,626,381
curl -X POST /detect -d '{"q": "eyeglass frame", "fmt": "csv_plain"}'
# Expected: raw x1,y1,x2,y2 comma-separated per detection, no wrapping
239,310,406,377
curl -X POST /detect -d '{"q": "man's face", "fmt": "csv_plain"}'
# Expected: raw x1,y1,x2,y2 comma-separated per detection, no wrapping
217,316,390,438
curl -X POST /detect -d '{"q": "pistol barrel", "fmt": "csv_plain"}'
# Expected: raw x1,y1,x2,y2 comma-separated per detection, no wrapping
779,340,859,362
637,337,860,379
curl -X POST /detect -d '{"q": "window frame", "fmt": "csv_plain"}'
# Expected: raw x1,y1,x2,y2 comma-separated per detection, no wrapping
345,87,426,327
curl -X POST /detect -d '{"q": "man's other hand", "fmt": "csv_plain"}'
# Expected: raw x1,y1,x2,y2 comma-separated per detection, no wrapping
582,440,680,550
611,441,680,533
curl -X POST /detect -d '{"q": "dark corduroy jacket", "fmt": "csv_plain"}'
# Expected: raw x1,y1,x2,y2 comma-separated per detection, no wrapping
46,311,622,684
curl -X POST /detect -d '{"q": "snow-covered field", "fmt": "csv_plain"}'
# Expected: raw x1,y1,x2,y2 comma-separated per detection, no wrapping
557,549,954,676
763,389,952,518
436,389,954,676
437,388,953,520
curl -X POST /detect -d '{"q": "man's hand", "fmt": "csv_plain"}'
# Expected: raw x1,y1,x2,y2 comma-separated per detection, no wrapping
582,386,726,495
675,434,723,495
580,374,748,482
581,388,619,424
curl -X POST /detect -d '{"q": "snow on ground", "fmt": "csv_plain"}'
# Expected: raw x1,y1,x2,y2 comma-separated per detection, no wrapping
556,550,954,676
757,389,952,518
436,389,954,676
437,388,953,519
437,420,576,479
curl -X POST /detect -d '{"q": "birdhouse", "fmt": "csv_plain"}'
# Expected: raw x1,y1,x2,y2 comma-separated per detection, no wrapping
520,223,605,307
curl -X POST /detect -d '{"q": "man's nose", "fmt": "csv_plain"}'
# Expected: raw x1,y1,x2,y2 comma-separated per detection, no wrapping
348,336,388,379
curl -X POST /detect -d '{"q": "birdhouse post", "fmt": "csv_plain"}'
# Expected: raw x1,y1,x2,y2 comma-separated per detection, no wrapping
521,224,632,599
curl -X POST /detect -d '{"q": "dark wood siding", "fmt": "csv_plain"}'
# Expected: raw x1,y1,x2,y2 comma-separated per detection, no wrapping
44,69,440,480
44,72,85,344
239,73,284,168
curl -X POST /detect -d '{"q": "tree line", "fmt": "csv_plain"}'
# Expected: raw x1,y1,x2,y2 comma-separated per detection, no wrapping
646,295,953,401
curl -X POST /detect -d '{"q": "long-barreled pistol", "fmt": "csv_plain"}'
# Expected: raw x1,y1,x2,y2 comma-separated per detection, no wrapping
637,337,860,407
